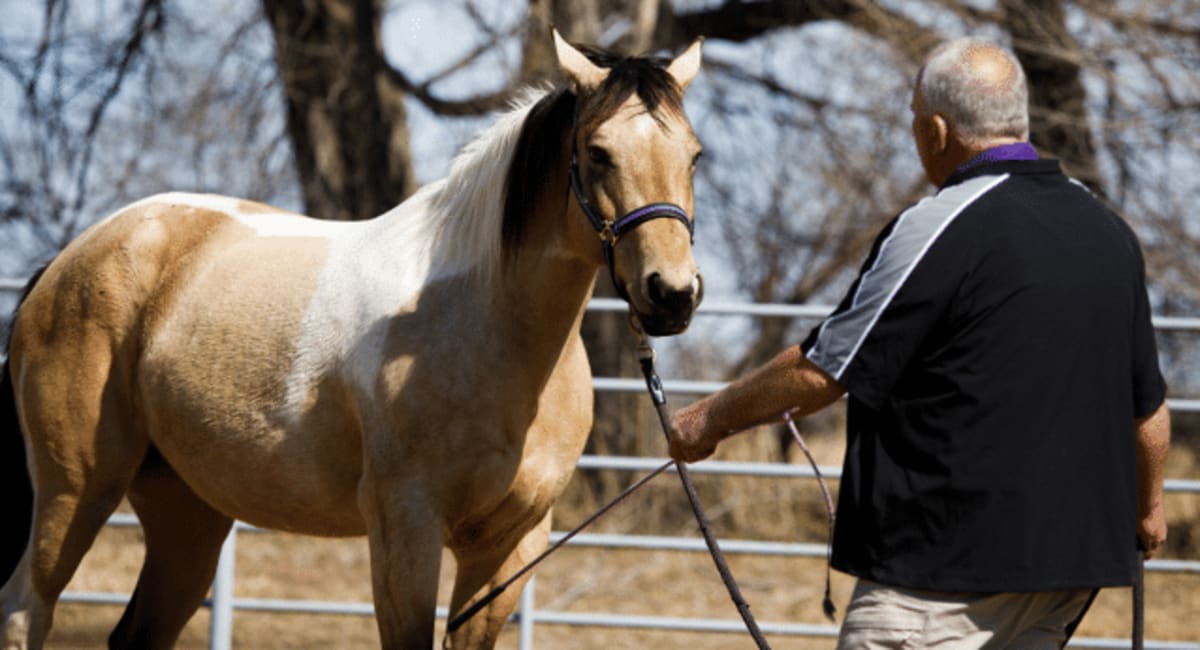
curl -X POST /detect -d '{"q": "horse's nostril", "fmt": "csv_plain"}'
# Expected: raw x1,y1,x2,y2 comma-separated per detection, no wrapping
647,273,696,311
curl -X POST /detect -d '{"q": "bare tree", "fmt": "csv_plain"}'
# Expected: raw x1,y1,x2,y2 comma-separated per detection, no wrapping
3,0,1197,468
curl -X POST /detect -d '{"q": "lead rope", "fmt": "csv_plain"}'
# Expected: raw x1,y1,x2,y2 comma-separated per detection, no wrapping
444,458,674,639
630,313,772,650
782,411,838,622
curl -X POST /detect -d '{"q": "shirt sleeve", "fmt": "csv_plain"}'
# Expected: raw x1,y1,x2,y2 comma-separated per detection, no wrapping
802,175,1005,409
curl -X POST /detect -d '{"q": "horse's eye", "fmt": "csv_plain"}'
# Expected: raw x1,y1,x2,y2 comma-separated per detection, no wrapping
588,146,613,169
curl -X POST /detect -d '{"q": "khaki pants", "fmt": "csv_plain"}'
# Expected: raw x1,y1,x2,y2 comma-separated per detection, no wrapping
836,579,1096,649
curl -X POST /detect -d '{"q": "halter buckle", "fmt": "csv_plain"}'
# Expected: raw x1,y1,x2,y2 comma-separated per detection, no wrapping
597,223,615,244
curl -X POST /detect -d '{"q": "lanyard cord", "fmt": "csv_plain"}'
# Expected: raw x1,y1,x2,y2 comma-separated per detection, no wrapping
782,411,838,622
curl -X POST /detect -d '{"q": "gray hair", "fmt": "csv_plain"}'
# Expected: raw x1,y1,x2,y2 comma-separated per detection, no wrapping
917,38,1030,145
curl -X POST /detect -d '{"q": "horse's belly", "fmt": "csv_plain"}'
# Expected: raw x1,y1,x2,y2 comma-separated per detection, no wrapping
140,338,367,535
149,418,367,536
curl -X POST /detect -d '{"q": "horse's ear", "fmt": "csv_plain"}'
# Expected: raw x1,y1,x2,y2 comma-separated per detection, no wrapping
667,37,704,91
553,29,606,91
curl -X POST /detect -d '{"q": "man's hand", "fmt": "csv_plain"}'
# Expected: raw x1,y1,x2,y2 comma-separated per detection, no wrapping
1135,401,1171,560
666,347,845,463
1138,502,1167,559
668,400,720,463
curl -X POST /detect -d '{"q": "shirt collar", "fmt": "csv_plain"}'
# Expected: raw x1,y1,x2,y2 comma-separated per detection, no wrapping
955,142,1039,175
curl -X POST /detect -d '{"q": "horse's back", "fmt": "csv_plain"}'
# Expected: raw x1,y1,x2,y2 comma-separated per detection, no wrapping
11,193,266,404
14,193,322,371
12,193,367,535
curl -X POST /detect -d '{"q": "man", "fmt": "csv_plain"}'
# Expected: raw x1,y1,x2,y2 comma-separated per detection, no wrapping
669,38,1170,648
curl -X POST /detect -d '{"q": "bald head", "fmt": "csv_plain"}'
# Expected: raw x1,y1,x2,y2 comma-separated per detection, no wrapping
915,38,1030,147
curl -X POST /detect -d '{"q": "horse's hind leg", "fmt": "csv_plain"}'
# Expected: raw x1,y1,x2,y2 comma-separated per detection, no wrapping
109,453,232,649
2,351,145,649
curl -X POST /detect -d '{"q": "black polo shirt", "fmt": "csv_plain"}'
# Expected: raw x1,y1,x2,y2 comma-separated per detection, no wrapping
801,159,1166,592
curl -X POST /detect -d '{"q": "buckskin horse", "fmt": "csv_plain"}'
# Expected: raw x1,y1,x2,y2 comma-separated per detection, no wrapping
1,32,704,649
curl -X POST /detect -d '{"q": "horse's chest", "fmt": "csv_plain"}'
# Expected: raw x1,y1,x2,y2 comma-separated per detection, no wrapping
444,343,592,549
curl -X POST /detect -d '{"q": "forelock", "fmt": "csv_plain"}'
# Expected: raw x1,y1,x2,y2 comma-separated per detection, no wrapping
574,45,685,128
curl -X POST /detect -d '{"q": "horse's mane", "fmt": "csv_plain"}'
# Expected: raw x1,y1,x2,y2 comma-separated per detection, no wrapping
391,46,685,283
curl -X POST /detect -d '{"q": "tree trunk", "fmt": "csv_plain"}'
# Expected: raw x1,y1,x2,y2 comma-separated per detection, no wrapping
262,0,414,220
1001,0,1105,195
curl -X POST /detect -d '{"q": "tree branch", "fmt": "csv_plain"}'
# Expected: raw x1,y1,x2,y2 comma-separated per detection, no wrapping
67,0,164,228
1075,0,1200,40
380,62,517,117
666,0,940,64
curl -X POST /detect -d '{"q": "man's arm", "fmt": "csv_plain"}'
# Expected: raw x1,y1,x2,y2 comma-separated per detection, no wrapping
668,345,846,462
1135,400,1171,558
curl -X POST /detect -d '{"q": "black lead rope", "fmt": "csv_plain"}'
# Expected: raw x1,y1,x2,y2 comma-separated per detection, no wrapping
632,320,772,650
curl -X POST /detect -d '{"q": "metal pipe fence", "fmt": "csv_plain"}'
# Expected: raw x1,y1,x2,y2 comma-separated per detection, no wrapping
1,280,1197,648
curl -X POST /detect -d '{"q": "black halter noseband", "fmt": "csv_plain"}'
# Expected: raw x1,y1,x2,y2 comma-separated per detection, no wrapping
566,104,695,302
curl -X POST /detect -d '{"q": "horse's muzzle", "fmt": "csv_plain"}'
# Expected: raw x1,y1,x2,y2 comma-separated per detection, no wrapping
636,272,703,336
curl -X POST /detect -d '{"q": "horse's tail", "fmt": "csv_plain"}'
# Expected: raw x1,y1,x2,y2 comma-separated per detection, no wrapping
1,263,51,586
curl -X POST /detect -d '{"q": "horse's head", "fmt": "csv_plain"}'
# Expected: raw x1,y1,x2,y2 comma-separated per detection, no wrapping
554,32,704,336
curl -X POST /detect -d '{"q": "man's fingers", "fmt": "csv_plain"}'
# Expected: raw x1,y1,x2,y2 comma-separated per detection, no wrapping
1137,523,1167,560
669,439,714,464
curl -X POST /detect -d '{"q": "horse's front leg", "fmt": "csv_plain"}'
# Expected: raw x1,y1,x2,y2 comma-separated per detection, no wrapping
444,509,552,649
360,473,443,649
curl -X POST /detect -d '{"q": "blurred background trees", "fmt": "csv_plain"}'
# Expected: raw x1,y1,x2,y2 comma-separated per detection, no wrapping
2,0,1198,512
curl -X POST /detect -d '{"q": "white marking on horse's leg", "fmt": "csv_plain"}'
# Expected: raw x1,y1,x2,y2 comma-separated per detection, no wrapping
1,550,46,650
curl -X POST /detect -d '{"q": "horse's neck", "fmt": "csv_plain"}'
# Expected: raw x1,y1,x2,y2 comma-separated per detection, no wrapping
493,182,603,354
495,249,598,353
352,186,598,375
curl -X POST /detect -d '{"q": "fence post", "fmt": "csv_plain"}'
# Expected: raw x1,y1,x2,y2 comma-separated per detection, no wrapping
209,525,238,650
519,575,535,650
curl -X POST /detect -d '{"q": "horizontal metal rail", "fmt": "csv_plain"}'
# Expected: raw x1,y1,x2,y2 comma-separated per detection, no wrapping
90,484,1200,573
594,375,1200,414
577,453,1200,495
587,296,1200,331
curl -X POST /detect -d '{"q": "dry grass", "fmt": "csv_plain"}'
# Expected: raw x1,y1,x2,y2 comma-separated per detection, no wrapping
42,425,1200,649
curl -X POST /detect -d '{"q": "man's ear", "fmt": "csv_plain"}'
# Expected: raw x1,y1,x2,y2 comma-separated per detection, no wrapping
932,114,950,153
667,37,703,91
553,28,606,91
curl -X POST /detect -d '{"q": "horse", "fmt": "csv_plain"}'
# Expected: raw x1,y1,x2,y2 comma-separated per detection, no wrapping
0,32,704,649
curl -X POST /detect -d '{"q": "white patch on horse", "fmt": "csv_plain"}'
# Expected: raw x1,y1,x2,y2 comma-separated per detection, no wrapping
124,192,339,238
279,89,552,416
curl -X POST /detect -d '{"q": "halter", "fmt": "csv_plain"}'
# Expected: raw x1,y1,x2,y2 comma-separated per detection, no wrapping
566,101,695,302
